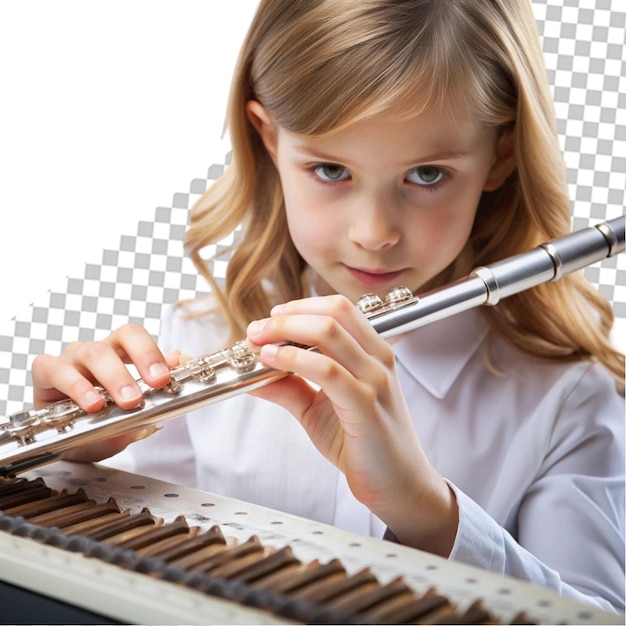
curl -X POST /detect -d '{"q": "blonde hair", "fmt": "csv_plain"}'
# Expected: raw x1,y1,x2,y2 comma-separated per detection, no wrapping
185,0,624,384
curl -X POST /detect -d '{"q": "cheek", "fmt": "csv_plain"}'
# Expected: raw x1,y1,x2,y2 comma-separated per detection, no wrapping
279,168,343,249
282,185,331,258
407,186,480,263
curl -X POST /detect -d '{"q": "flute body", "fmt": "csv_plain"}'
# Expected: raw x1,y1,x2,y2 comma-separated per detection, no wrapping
0,216,623,475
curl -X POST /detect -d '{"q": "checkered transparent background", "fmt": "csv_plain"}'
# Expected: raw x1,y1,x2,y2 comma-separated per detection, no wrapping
0,0,624,417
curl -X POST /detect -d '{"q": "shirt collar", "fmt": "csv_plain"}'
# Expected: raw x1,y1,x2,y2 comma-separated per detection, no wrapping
393,308,490,399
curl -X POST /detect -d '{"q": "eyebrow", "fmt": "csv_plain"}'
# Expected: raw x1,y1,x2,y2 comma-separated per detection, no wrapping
292,144,472,165
292,145,342,161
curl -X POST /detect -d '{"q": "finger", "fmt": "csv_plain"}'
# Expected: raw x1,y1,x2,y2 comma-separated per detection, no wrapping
249,313,358,363
104,324,172,387
249,374,343,446
257,342,366,430
32,353,108,412
62,340,147,409
164,349,184,368
248,311,394,382
270,294,391,361
272,294,377,343
249,373,315,416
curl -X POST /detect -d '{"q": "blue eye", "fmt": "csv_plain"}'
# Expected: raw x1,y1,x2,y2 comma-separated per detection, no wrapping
406,166,445,186
313,163,350,182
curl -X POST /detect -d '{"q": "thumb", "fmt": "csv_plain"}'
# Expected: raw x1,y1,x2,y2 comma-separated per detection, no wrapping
249,374,316,424
61,425,159,463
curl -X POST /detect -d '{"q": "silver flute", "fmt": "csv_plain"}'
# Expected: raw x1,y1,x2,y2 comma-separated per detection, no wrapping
0,216,623,475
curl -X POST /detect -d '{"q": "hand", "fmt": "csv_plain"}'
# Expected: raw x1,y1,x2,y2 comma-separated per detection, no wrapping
31,324,181,462
247,294,458,556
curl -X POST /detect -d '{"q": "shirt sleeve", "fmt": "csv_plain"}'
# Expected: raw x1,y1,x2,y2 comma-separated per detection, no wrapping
448,364,625,614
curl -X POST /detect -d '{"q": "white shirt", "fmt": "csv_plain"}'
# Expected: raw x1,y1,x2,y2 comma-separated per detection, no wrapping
107,298,625,613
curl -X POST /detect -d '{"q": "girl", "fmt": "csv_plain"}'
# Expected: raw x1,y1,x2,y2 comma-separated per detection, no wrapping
32,0,624,613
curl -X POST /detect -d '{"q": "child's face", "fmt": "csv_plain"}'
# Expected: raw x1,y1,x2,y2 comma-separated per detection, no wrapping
250,100,515,303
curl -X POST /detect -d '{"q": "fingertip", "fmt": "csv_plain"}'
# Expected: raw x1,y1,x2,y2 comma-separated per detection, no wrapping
259,343,280,366
117,384,144,408
82,389,106,412
147,361,171,384
165,349,183,368
247,319,268,339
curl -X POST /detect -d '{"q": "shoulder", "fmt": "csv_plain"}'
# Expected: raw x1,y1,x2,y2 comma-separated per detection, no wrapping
158,295,230,356
488,328,623,418
492,338,624,464
492,332,621,405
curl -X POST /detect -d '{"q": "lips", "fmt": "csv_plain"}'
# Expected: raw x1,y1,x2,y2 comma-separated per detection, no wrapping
345,265,405,288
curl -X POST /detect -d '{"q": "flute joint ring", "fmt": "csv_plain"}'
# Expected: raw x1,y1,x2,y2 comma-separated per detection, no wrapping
470,266,501,305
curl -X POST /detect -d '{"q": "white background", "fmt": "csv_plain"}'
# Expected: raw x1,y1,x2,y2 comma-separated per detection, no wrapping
0,0,259,322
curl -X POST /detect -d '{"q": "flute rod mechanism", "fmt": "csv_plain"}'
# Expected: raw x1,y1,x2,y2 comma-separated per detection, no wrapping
0,216,623,474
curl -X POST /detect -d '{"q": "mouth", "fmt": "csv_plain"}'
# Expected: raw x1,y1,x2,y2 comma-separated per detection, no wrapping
345,266,406,289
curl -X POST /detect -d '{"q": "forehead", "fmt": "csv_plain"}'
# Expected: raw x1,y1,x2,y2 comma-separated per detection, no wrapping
279,101,496,164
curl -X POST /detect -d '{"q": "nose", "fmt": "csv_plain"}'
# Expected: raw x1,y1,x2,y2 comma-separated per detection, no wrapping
348,194,401,251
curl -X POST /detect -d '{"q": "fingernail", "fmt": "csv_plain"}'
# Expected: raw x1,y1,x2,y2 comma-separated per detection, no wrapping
248,319,267,336
261,343,279,358
119,384,141,403
84,390,103,408
148,362,169,379
271,304,285,315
